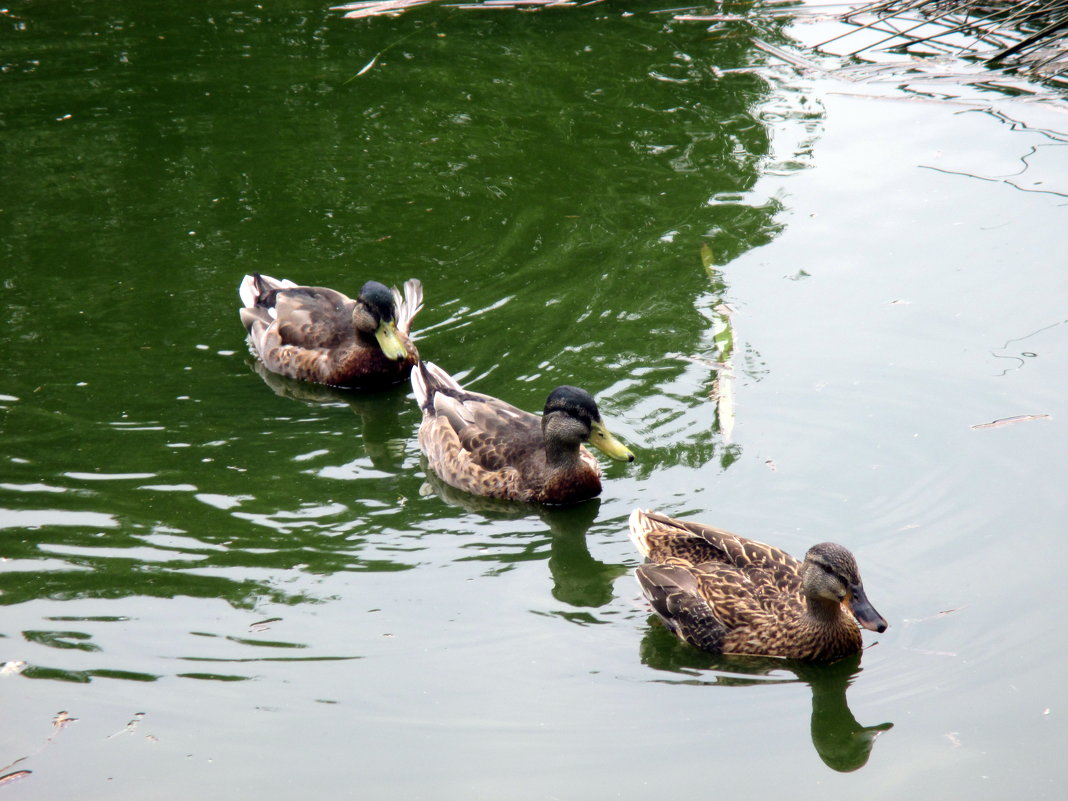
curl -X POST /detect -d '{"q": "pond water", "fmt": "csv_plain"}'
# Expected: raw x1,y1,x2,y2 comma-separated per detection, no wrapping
2,2,1066,798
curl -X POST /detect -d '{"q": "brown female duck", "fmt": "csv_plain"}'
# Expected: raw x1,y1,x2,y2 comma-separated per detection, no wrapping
629,509,887,661
238,273,422,388
412,361,634,505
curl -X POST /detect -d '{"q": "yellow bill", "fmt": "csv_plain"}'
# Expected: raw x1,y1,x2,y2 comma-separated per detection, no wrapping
374,320,407,361
589,420,634,462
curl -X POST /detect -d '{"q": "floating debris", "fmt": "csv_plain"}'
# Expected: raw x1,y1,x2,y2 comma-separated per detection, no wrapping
970,413,1052,429
0,771,32,788
814,1,1068,87
0,660,27,676
332,0,582,18
52,711,78,730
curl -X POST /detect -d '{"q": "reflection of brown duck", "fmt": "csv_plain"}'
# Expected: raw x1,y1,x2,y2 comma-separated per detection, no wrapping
239,273,422,388
638,625,892,772
248,359,410,471
419,471,624,607
412,361,633,505
629,509,887,660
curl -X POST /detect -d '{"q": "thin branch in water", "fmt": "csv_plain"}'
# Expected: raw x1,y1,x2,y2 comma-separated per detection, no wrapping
918,163,1068,197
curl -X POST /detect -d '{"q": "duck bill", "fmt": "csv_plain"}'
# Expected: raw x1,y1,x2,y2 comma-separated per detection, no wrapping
849,585,888,633
374,320,407,361
589,420,634,462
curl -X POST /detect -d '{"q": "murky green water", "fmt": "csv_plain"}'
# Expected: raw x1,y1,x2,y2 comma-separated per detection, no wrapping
2,2,1067,798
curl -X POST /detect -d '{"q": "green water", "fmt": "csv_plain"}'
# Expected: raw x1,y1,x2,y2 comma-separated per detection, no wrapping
2,2,1067,798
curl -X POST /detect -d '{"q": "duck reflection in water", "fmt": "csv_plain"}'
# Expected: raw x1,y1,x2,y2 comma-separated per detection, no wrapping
248,359,411,472
419,471,624,608
639,624,893,772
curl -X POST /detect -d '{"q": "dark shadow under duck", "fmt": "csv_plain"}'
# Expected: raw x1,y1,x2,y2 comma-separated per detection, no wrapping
238,273,422,388
629,509,887,661
411,361,634,505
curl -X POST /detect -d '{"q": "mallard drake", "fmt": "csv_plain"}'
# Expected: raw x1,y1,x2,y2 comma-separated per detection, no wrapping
412,361,634,505
629,509,886,661
238,273,422,388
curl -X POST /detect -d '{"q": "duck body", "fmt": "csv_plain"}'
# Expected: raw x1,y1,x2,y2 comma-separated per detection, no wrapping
412,361,633,505
629,509,886,661
238,273,422,388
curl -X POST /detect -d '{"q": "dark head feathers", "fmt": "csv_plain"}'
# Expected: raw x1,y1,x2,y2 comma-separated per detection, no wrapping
358,280,397,323
544,386,602,425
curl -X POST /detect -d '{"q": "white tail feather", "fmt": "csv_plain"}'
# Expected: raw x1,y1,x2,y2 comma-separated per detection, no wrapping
411,360,463,408
395,278,424,335
238,273,297,308
628,508,655,558
238,274,259,308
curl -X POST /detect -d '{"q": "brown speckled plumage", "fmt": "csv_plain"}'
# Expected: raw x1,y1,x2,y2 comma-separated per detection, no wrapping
629,509,887,661
411,361,633,505
238,273,422,388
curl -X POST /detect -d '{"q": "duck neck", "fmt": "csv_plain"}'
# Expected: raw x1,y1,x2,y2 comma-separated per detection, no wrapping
802,597,861,658
544,437,582,470
542,413,586,470
805,596,849,630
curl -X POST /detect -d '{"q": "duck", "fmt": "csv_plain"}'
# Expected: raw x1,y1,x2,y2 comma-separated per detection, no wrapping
238,273,422,388
411,361,634,505
629,509,886,661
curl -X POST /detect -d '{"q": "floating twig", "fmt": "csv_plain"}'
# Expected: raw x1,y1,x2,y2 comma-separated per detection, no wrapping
970,413,1052,429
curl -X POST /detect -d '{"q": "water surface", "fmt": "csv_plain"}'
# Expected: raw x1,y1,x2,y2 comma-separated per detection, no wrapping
2,2,1066,799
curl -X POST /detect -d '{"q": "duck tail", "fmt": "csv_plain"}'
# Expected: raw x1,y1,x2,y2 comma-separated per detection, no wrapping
411,360,463,411
628,508,657,559
395,278,424,336
238,273,262,308
238,273,296,309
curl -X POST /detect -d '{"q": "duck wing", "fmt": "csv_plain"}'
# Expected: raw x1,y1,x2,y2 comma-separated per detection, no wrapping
636,563,729,653
629,509,802,595
638,559,795,655
431,385,542,472
269,286,358,350
414,362,548,499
